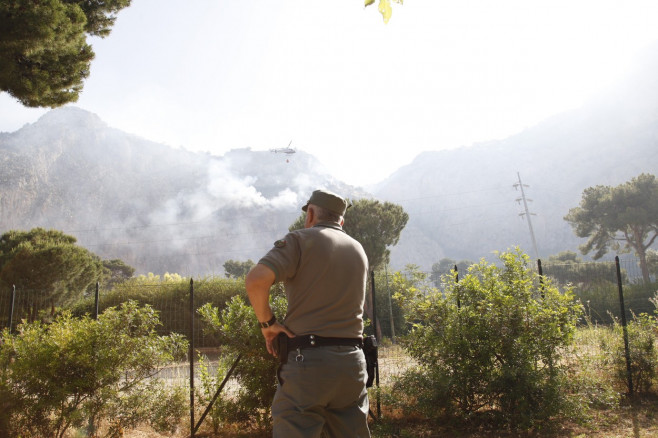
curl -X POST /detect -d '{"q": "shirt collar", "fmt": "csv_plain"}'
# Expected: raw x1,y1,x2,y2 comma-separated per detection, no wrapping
313,221,344,232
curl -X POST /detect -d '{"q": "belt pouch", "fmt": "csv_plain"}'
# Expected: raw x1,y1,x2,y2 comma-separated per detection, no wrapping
275,332,288,365
363,335,378,388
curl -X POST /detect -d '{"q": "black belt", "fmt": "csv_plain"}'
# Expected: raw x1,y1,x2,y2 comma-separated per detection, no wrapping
287,334,363,350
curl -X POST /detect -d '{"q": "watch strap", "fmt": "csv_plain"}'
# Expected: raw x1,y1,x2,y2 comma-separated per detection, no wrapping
259,315,276,328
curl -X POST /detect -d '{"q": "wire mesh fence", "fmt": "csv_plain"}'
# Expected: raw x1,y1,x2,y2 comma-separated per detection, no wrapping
540,257,656,324
1,255,656,434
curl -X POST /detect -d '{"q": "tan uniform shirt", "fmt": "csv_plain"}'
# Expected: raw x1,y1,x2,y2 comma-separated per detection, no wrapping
258,221,368,339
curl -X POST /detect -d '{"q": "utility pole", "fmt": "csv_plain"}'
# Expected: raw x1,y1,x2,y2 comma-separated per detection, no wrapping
513,172,539,259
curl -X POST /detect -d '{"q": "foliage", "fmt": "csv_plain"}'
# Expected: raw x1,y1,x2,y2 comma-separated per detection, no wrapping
196,354,232,434
567,324,622,411
600,312,658,394
68,275,244,348
369,269,405,340
392,249,584,429
343,199,409,270
223,259,255,279
647,249,658,278
376,264,435,339
430,258,475,287
0,301,187,438
543,251,618,287
565,173,658,283
541,252,658,325
0,228,104,319
541,252,619,324
364,0,403,24
198,285,288,430
0,0,131,107
100,258,136,290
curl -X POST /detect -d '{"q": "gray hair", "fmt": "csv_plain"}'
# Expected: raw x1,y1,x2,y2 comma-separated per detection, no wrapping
311,205,343,223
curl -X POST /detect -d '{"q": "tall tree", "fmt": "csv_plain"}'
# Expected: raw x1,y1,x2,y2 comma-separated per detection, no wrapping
101,258,135,289
646,249,658,279
343,199,408,270
430,258,474,287
223,259,255,279
0,0,131,107
564,173,658,283
0,228,103,317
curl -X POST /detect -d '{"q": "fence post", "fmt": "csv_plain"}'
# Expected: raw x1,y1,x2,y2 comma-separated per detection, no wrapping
189,278,195,437
537,259,544,298
94,282,100,320
385,265,395,344
454,265,460,308
370,270,381,419
615,256,633,396
8,285,16,332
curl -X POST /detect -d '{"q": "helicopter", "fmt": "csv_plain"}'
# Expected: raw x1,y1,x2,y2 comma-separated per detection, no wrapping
270,140,296,155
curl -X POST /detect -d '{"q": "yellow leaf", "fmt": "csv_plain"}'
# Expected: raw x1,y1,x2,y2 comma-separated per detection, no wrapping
365,0,375,6
379,0,392,23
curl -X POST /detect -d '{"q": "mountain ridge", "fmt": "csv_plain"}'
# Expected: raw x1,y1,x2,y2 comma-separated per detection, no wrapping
2,46,658,274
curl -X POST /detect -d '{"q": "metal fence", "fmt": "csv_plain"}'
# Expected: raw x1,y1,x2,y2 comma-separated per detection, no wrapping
1,255,656,435
3,257,654,338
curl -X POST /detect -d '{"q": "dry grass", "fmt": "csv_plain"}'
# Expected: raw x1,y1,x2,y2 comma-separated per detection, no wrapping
123,396,658,438
368,394,658,437
121,325,658,438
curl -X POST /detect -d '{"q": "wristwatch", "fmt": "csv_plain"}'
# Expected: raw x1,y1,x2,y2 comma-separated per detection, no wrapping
259,315,276,328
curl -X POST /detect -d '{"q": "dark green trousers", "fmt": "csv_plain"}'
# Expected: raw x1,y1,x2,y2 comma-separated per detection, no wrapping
272,345,370,438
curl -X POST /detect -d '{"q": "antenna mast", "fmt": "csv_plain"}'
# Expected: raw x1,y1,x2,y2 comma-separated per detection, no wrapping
514,172,539,259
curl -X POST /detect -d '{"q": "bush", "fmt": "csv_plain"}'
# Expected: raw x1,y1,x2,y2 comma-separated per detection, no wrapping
600,312,658,394
0,301,188,437
372,265,433,340
197,284,288,431
69,275,245,347
393,249,584,429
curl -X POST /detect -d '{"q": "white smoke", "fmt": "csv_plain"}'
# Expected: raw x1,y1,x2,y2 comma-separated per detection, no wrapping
207,160,269,209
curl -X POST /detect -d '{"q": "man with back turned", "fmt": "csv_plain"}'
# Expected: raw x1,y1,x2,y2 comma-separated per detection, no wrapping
246,189,370,438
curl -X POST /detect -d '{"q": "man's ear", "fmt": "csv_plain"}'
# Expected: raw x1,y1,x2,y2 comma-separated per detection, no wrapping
304,207,314,228
340,218,344,226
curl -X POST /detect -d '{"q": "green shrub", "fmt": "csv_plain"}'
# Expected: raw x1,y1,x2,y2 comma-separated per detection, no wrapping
600,312,658,394
69,275,244,347
393,249,583,429
0,301,188,438
373,265,434,340
197,353,232,434
197,284,288,430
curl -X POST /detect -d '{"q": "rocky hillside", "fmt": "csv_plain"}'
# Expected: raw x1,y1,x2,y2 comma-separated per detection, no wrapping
0,107,366,275
2,46,658,274
374,47,658,268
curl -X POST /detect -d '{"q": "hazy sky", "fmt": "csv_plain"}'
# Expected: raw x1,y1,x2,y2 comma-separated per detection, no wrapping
2,0,658,187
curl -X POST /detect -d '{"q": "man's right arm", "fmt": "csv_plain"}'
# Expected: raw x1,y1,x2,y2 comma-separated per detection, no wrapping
245,263,294,355
245,263,277,324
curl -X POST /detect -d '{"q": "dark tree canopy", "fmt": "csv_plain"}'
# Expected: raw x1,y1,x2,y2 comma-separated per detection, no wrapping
0,0,131,107
430,258,475,287
343,199,408,270
101,258,136,289
564,173,658,283
542,250,621,290
223,259,255,279
0,228,104,313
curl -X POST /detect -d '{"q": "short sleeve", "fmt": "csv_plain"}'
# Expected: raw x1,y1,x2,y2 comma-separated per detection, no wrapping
257,232,301,283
